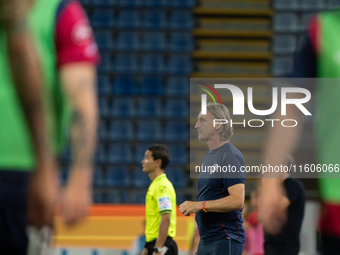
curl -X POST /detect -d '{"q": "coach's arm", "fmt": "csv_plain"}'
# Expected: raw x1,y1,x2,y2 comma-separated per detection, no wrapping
59,63,98,225
179,184,245,215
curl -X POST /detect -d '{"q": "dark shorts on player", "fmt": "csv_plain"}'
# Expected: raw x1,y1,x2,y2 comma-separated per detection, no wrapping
197,238,244,255
144,236,178,255
0,170,30,255
264,243,299,255
320,234,340,255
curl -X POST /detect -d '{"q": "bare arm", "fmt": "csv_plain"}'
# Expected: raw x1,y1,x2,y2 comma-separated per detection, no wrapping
154,213,171,252
59,62,98,225
1,2,59,227
4,6,54,168
180,184,245,215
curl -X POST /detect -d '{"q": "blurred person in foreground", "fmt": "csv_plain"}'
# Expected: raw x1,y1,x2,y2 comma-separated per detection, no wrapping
180,103,246,255
140,144,178,255
0,0,99,254
259,10,340,255
260,157,305,255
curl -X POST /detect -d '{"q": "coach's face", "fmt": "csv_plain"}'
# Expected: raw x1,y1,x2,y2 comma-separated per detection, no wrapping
195,111,217,141
141,150,158,173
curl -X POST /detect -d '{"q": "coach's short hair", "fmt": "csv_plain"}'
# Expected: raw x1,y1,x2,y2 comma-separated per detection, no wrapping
207,102,233,141
148,144,170,170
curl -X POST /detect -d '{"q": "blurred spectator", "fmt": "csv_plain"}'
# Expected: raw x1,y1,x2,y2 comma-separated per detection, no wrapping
131,220,146,255
243,190,264,255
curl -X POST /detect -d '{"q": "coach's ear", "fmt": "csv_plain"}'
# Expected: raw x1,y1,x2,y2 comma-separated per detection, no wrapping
155,158,162,169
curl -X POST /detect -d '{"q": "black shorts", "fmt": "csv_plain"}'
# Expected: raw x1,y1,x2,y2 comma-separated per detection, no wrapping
0,170,30,255
144,236,178,255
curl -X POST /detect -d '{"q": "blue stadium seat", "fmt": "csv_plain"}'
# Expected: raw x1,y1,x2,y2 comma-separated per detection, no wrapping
119,0,141,7
272,56,294,77
143,32,166,51
133,191,146,204
145,0,168,7
120,190,131,203
169,33,194,52
112,76,137,95
94,31,114,51
272,35,296,54
98,98,110,117
142,54,165,74
166,168,188,188
165,77,190,96
106,191,119,203
172,0,196,7
97,54,112,72
111,97,136,117
137,121,163,141
138,98,162,117
93,167,105,187
302,0,324,10
170,11,194,29
165,99,189,118
133,167,151,188
300,13,316,31
106,190,130,203
106,167,131,187
108,143,133,163
140,77,163,95
91,10,115,28
98,119,108,140
273,0,300,10
273,13,299,32
93,0,116,7
97,76,111,95
79,0,89,6
95,144,107,163
117,32,140,51
93,191,104,204
108,120,134,141
329,0,340,8
135,143,150,163
167,145,188,164
144,11,167,29
168,55,192,74
165,122,189,141
115,54,138,73
118,10,140,28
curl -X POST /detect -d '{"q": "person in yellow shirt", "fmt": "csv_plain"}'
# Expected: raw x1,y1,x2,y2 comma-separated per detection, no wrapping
140,144,178,255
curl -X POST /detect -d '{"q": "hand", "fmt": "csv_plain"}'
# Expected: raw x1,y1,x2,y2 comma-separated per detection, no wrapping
179,201,201,216
27,161,59,228
258,180,287,234
59,166,92,226
152,252,161,255
140,248,148,255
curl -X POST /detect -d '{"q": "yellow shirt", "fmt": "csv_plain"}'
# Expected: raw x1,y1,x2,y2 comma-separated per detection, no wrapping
145,173,177,242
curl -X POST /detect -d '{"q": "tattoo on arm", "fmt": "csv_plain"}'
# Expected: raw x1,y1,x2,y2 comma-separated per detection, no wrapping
69,75,97,170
